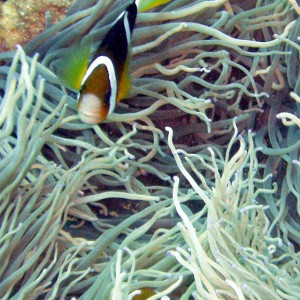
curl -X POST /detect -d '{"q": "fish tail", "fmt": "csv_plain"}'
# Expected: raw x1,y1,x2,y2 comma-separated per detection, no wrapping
135,0,173,13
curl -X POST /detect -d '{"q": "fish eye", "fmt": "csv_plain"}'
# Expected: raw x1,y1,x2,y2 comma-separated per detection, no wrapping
104,90,111,104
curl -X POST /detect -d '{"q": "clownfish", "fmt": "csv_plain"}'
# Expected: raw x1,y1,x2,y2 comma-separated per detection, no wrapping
56,0,172,124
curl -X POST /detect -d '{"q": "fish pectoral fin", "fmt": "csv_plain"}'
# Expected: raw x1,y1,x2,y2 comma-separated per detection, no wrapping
117,57,132,102
54,40,92,91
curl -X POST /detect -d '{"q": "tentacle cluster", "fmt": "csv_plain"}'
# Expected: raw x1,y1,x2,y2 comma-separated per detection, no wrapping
0,0,299,299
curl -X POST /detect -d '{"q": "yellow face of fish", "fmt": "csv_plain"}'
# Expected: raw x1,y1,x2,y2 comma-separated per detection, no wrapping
77,62,113,124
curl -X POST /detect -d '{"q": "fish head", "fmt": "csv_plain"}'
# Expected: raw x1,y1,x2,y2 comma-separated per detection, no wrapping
77,63,116,124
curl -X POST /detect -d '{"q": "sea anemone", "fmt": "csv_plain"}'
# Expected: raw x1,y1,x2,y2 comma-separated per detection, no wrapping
0,0,299,299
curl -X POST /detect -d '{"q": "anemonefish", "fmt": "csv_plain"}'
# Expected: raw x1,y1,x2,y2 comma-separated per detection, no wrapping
57,0,172,124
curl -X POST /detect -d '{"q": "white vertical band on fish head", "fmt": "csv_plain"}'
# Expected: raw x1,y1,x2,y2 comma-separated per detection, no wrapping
123,11,131,45
113,4,132,46
80,55,117,116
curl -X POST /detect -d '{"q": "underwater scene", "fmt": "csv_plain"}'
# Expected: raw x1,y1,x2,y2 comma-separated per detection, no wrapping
0,0,299,299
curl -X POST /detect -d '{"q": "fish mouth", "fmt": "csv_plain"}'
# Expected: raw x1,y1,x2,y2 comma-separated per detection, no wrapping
78,110,102,124
77,93,108,124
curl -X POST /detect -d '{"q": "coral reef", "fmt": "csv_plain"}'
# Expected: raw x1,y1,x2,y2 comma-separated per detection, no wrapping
0,0,299,299
0,0,74,51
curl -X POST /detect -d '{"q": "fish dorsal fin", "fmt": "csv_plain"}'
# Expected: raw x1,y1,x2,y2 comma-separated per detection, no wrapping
135,0,173,13
55,38,92,91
